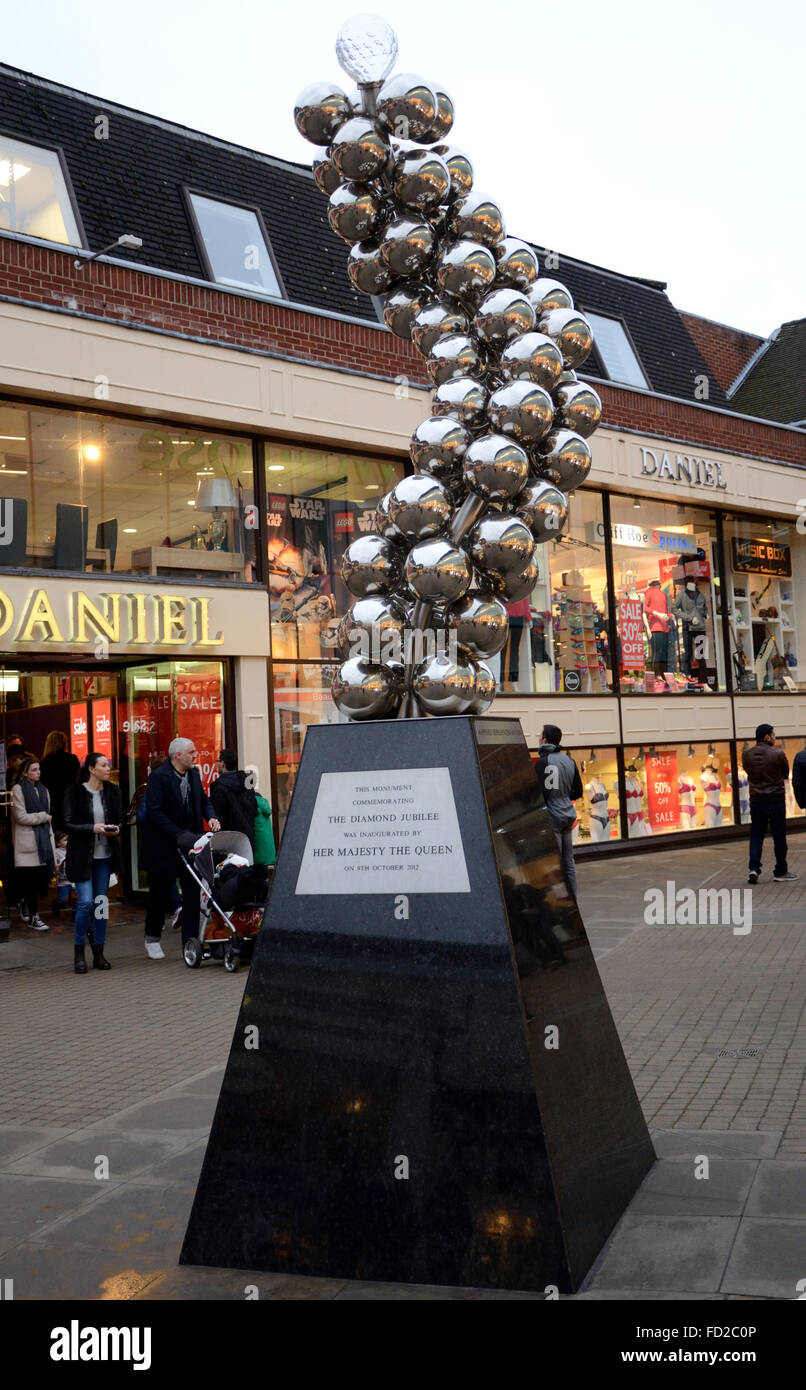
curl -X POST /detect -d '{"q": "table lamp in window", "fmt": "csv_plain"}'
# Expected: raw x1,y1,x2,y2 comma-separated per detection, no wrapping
195,476,237,550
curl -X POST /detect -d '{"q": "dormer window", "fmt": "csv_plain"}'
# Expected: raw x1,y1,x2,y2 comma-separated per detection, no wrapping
187,191,283,296
586,312,650,388
0,135,83,246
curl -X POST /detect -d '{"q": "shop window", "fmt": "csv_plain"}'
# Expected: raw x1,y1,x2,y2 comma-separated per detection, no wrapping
623,742,735,837
187,192,282,296
726,516,804,693
609,497,725,694
757,737,806,822
496,490,612,696
0,400,257,581
266,444,405,660
585,313,649,389
0,136,83,247
273,662,347,832
571,747,622,843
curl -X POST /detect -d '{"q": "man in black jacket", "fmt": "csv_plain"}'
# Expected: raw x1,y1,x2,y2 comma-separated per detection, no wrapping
210,749,258,850
140,737,220,958
742,724,797,885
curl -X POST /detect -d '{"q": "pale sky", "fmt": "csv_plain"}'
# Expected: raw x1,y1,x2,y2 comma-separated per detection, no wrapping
5,0,805,338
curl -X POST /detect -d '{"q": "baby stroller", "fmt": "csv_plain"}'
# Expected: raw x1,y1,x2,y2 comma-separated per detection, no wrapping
176,829,268,972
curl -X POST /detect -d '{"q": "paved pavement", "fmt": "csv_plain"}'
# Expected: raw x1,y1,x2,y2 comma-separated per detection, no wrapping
1,839,804,1301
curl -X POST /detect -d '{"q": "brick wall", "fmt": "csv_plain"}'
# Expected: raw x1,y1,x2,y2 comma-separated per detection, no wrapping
1,236,803,468
680,312,765,393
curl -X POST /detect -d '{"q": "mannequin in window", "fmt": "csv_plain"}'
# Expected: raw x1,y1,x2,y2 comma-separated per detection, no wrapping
502,598,531,692
728,765,751,824
585,776,610,842
673,578,708,679
678,770,698,827
643,579,671,677
700,757,722,828
625,760,651,837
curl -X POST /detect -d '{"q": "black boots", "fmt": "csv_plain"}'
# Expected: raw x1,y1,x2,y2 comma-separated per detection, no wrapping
74,945,87,974
91,945,111,971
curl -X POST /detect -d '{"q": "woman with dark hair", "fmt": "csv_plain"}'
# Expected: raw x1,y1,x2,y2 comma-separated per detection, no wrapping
40,729,80,835
11,758,56,932
63,753,122,974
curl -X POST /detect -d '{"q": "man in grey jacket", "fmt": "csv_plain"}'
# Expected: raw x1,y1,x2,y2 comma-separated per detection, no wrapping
535,724,583,900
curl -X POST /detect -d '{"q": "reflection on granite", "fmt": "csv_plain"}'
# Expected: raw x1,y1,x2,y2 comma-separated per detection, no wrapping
181,717,654,1292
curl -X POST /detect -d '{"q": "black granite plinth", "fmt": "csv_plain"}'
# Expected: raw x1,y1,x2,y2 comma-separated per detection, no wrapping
180,717,654,1292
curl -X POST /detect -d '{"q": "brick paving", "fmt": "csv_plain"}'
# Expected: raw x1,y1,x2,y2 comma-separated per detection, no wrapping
0,837,804,1299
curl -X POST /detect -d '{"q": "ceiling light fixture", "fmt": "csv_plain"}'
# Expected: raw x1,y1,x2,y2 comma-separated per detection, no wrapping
267,465,285,472
82,445,101,462
123,528,137,534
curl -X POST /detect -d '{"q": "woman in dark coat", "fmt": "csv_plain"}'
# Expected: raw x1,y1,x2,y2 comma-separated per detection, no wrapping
63,753,122,974
40,730,80,834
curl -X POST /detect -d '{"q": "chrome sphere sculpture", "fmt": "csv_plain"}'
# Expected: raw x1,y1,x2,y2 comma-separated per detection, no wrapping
294,13,602,718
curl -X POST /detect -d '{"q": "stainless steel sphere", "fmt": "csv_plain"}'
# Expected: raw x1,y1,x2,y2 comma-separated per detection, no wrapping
337,596,407,659
474,287,535,348
405,538,472,604
432,144,474,198
436,239,497,304
341,533,403,597
468,515,535,578
463,433,530,501
347,240,392,295
423,86,455,143
328,182,384,244
332,657,400,720
487,380,554,443
449,191,506,248
444,592,509,658
540,308,594,369
383,283,431,340
493,556,541,603
330,117,389,183
516,480,569,540
554,380,603,438
380,216,435,278
387,475,453,541
294,82,352,145
431,375,489,427
500,331,564,390
493,237,540,290
426,333,482,385
312,152,341,196
373,491,403,541
410,414,471,480
469,659,496,713
376,73,438,142
411,297,470,356
527,278,574,315
391,148,450,211
412,651,477,716
537,429,592,490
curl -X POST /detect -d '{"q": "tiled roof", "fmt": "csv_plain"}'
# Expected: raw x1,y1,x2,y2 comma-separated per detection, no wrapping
728,319,806,425
0,63,724,404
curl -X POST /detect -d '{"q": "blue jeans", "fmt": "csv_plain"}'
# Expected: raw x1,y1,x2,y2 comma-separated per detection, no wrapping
553,827,578,900
74,858,113,947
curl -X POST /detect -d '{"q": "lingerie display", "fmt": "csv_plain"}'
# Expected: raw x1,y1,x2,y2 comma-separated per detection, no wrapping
585,778,610,842
678,774,698,827
625,773,651,837
700,763,722,828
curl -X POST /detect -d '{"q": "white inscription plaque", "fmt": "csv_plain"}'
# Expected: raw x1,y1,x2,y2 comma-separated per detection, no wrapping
295,766,471,895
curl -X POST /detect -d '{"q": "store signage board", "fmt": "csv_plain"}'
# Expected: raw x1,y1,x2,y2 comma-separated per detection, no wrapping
295,766,470,895
731,537,792,577
637,447,728,491
588,521,698,554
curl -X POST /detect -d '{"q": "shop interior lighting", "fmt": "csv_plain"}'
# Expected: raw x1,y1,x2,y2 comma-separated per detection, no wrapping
636,746,645,764
648,746,657,759
589,748,596,763
74,233,143,271
267,465,285,472
708,744,715,757
633,499,641,509
0,674,20,692
0,160,31,185
688,744,695,757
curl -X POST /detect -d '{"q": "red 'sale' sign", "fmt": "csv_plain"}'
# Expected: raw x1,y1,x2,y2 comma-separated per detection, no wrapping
619,596,645,670
70,703,88,762
646,749,680,830
92,699,113,759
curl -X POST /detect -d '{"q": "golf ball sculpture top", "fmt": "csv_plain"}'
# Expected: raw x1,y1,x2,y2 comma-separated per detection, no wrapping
294,13,603,720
